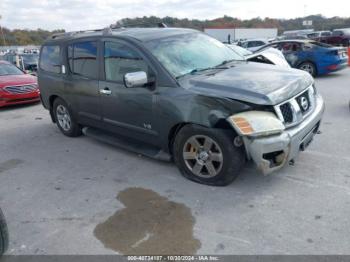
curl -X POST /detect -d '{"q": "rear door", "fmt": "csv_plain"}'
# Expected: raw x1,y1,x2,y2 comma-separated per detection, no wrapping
65,40,102,126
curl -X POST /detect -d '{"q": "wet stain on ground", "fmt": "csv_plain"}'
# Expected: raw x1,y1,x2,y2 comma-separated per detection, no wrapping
94,187,201,255
0,159,24,174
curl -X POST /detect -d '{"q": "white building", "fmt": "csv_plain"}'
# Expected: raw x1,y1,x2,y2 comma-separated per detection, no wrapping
204,27,278,43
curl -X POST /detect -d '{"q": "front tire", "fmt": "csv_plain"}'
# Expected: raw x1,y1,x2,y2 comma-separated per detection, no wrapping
173,124,245,186
298,62,317,77
53,98,82,137
0,208,9,255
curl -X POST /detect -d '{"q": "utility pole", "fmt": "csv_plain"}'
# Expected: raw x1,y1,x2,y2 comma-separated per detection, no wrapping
0,15,7,46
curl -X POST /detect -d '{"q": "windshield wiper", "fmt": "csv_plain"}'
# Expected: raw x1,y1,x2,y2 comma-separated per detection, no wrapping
214,59,237,67
175,67,216,79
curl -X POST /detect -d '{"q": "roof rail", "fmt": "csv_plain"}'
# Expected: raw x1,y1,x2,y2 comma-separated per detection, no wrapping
111,22,168,29
49,23,168,40
50,28,104,40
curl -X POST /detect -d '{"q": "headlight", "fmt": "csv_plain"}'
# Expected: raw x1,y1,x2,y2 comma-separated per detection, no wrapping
227,111,285,137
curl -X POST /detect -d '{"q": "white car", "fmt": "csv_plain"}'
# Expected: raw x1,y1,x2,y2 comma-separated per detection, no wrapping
227,44,290,68
237,39,269,52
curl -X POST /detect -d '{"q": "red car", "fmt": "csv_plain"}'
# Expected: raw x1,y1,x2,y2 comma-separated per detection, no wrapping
0,61,40,107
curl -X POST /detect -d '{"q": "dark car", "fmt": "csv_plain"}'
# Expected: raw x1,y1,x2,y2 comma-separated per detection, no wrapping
0,208,8,255
38,27,325,186
257,40,348,76
315,28,350,47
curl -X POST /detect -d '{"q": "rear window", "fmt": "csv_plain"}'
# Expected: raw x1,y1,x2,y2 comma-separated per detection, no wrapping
40,45,61,73
68,41,98,79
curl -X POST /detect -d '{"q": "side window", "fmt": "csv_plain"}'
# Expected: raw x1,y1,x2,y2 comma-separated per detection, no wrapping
104,41,148,83
68,41,98,79
40,45,61,73
291,43,301,51
247,42,255,48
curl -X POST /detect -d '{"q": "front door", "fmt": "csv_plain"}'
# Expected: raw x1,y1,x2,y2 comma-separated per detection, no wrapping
99,40,158,144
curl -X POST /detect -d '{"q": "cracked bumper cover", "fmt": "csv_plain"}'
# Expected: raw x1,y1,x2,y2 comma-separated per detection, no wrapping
243,94,325,174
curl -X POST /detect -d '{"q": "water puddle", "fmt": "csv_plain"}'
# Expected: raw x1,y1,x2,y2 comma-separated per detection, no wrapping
94,187,201,255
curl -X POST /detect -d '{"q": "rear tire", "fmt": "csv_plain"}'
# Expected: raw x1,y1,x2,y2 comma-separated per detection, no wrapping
0,208,9,255
53,98,82,137
173,124,245,186
298,62,317,77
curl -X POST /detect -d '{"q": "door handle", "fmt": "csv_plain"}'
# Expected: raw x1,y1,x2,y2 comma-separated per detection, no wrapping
100,88,112,95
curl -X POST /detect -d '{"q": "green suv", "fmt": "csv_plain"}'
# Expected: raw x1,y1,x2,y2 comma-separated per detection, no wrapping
38,27,325,186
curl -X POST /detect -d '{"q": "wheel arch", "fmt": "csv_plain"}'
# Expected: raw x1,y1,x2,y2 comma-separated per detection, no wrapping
49,95,59,123
167,118,239,155
297,60,318,76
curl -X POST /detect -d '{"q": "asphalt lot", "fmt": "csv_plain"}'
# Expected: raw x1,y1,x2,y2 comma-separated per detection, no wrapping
1,68,350,255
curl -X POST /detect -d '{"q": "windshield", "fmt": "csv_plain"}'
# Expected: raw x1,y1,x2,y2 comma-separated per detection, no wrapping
145,33,244,78
0,63,24,76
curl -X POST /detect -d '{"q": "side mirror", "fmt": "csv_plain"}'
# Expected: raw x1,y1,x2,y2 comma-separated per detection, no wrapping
124,71,148,88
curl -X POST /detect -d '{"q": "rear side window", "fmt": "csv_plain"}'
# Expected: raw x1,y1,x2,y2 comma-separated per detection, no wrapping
40,45,61,73
104,41,148,83
68,41,98,79
333,31,344,36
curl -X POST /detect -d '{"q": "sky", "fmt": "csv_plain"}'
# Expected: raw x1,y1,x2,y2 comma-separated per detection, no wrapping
1,0,350,31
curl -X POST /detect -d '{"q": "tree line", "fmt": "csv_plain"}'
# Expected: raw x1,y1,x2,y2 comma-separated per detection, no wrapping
1,14,350,46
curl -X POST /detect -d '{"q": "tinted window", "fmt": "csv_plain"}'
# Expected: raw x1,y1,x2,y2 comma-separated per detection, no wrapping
40,45,61,73
68,41,98,79
333,31,344,36
104,41,148,82
247,42,256,48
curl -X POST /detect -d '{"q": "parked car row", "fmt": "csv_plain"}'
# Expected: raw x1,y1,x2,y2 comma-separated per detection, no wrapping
307,28,350,47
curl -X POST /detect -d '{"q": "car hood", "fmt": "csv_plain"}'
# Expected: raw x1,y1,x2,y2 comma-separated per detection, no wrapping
246,48,291,68
0,74,37,88
184,62,313,105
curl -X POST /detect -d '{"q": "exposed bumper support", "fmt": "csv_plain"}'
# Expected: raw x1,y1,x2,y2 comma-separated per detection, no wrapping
243,94,325,174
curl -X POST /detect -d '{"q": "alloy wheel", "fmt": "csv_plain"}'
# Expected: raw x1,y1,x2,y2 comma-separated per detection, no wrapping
182,135,223,178
300,63,315,76
56,105,72,131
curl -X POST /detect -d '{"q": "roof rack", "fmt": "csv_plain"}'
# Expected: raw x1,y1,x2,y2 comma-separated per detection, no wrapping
50,28,105,40
49,22,168,40
110,22,168,29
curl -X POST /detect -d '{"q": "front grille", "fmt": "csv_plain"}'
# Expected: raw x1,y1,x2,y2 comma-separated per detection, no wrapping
296,90,311,114
275,86,316,127
280,103,294,124
4,85,37,94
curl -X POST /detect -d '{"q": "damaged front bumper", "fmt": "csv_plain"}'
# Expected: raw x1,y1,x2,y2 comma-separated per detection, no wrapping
243,94,325,174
